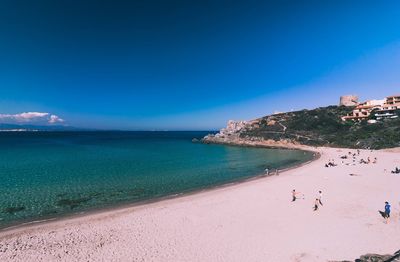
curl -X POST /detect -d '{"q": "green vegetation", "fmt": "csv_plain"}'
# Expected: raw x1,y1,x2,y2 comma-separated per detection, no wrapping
240,106,400,149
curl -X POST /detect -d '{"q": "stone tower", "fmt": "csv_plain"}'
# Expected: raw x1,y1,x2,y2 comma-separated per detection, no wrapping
339,95,358,106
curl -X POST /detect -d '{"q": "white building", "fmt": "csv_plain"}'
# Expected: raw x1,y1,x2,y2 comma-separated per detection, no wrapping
341,99,385,121
375,94,400,120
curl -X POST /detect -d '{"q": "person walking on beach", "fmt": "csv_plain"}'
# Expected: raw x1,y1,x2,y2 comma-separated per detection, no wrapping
313,198,319,211
292,190,300,202
384,201,391,224
317,191,323,206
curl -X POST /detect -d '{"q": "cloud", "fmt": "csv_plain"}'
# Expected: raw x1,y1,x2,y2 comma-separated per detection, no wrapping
49,114,64,123
0,112,65,125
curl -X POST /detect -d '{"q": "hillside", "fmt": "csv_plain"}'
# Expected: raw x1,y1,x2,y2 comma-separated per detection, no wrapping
205,106,400,149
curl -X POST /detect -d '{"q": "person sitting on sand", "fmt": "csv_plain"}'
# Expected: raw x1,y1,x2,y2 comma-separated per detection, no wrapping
313,198,319,211
373,157,377,164
391,167,400,174
325,161,337,167
384,201,391,223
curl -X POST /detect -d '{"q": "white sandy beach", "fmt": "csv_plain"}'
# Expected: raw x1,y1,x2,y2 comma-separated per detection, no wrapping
0,147,399,262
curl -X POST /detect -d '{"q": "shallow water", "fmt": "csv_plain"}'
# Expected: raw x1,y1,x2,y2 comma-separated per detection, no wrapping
0,131,313,227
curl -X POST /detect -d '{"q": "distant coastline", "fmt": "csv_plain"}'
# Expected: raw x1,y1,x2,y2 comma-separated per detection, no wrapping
0,129,38,132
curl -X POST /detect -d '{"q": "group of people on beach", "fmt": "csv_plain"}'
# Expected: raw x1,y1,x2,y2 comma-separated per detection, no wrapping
324,160,337,168
337,151,378,166
264,168,279,176
326,149,399,224
359,157,377,164
339,150,400,177
292,189,323,211
292,191,395,223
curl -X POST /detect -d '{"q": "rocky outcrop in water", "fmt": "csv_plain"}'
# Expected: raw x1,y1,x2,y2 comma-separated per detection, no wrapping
202,119,304,150
204,120,252,139
203,120,249,143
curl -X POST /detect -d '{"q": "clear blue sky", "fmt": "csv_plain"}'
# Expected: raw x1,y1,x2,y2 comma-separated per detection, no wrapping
0,0,399,130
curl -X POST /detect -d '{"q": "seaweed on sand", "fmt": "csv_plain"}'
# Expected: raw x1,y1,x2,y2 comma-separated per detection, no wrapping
4,206,25,214
126,188,146,197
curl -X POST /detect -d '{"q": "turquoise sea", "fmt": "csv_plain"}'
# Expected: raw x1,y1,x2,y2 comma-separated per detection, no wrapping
0,131,314,228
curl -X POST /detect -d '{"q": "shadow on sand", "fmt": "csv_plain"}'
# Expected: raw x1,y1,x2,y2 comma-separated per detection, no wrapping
378,210,386,218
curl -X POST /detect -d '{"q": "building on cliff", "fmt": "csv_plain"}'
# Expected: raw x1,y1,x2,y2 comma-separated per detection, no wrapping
341,95,399,121
341,99,385,121
386,94,400,105
339,95,359,106
375,94,400,120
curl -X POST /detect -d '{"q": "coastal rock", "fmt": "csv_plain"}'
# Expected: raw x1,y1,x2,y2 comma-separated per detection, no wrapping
201,118,307,150
220,120,249,135
202,120,251,145
203,120,253,141
355,250,400,262
336,249,400,262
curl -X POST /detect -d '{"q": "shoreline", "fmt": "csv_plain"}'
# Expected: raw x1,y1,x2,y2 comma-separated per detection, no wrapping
1,146,399,261
0,145,318,234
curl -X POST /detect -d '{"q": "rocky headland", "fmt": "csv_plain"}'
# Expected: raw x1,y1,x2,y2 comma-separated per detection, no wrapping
203,105,400,150
202,119,314,150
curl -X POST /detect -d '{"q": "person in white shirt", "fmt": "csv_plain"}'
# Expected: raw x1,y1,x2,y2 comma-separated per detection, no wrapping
317,191,323,206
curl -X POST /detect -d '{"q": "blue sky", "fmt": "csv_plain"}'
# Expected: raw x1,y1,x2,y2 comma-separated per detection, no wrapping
0,0,399,130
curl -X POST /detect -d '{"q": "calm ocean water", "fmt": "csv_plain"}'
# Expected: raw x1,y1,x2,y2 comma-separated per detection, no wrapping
0,131,313,227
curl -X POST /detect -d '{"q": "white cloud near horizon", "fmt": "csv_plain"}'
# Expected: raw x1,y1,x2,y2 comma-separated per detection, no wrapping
48,114,64,123
0,112,64,125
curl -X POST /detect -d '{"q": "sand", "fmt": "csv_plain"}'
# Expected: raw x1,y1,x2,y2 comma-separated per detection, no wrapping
0,147,399,262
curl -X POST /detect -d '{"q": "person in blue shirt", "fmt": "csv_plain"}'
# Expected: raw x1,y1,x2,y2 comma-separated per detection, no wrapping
384,201,391,224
